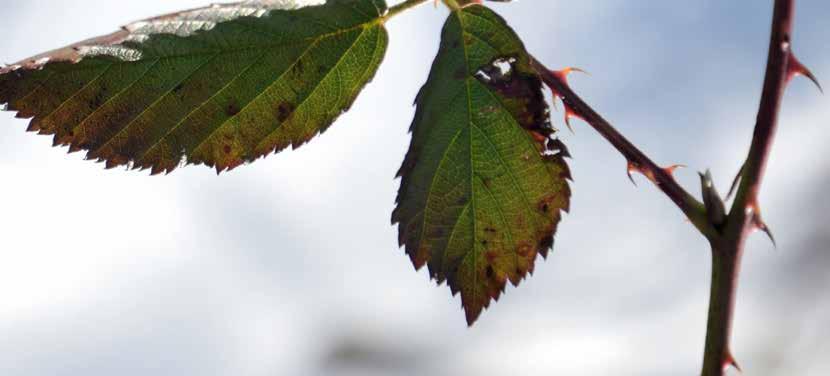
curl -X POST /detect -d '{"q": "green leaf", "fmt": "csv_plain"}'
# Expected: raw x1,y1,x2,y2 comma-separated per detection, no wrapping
392,5,571,325
0,0,389,174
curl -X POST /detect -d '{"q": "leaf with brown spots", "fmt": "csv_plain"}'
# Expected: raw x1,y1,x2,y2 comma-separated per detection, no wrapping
392,5,571,325
0,0,389,174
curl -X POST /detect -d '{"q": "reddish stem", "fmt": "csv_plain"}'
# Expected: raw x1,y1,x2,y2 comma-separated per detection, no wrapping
529,57,716,238
701,0,801,375
531,0,809,373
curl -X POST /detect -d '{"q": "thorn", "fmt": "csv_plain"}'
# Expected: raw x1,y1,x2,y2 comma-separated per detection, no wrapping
724,351,743,373
551,67,589,86
788,53,823,94
753,214,777,248
626,161,639,186
663,164,686,176
563,105,582,134
726,163,745,201
546,67,589,99
747,202,777,248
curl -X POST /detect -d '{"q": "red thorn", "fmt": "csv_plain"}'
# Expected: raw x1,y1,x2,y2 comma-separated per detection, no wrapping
547,67,588,99
753,215,777,247
747,202,777,247
551,67,588,85
627,161,659,184
724,351,743,373
788,53,823,94
626,161,639,186
663,164,686,176
563,105,582,134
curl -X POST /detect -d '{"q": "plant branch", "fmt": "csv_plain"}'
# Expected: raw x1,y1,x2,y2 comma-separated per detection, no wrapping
529,57,716,238
383,0,431,21
701,0,812,375
728,0,797,224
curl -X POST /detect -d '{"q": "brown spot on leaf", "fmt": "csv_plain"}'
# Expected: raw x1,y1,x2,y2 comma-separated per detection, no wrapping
226,102,240,117
516,241,533,257
276,102,295,123
538,194,561,214
427,228,446,238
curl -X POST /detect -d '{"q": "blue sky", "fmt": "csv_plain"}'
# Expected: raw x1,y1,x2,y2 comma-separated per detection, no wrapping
1,1,829,375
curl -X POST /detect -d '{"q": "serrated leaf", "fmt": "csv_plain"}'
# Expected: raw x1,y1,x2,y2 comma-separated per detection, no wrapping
0,0,389,174
392,5,571,325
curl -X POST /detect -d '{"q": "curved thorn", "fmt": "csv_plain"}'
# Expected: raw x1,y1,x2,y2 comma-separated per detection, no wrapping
664,164,686,176
627,161,638,186
726,163,745,201
788,54,823,94
754,215,778,248
551,66,589,86
563,105,582,134
564,113,575,134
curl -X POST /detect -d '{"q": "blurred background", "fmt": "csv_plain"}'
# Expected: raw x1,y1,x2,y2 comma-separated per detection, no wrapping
1,0,828,375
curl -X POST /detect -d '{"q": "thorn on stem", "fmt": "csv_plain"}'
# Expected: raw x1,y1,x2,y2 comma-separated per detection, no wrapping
747,202,777,247
551,67,588,85
726,163,745,201
753,214,777,248
563,105,583,134
546,67,588,98
724,350,743,373
664,164,686,176
628,161,682,186
626,161,639,186
787,53,823,94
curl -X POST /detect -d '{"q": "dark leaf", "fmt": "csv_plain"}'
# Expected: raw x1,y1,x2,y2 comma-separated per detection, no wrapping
392,5,571,325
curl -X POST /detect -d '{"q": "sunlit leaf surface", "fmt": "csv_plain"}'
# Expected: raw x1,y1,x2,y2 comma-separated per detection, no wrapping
393,5,571,324
0,0,389,174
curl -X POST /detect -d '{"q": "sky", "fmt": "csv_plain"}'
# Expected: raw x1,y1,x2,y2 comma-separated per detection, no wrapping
0,1,829,375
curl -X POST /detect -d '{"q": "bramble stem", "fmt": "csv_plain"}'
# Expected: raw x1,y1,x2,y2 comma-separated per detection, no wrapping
383,0,431,21
529,57,717,239
701,238,744,375
728,0,794,220
531,0,806,373
701,0,799,375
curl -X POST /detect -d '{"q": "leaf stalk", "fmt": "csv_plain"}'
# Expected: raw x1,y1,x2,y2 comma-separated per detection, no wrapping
529,57,717,239
384,0,432,21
